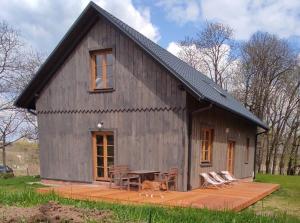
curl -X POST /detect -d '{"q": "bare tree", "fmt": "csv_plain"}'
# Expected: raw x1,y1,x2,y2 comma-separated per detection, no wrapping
12,50,44,93
178,22,236,89
0,110,28,170
15,51,43,140
195,22,235,89
235,32,299,174
0,21,22,111
280,107,300,174
267,73,300,174
0,21,43,167
239,32,296,120
286,123,300,175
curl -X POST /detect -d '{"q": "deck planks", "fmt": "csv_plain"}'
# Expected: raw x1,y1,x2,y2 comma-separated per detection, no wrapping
37,182,279,211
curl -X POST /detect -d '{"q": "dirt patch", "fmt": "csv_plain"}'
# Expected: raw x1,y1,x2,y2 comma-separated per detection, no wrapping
0,201,112,223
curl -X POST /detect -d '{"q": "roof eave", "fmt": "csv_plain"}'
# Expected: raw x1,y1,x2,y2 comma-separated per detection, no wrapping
201,98,269,130
14,2,99,109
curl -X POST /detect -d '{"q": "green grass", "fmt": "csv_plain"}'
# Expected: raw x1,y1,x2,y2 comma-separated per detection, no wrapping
249,173,300,219
0,176,42,192
0,176,299,223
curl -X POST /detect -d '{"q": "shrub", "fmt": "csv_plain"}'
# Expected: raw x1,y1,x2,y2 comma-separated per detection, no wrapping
0,173,15,179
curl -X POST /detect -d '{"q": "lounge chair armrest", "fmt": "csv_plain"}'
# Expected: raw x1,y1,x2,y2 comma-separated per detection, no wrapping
128,176,140,180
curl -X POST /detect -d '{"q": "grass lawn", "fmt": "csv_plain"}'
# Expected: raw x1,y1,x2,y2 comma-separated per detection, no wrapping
249,173,300,219
0,176,299,223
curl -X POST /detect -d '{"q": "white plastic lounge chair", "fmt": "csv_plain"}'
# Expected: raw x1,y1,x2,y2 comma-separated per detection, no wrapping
209,171,232,185
200,173,224,189
220,171,238,182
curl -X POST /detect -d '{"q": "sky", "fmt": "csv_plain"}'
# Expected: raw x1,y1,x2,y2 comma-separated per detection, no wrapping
1,0,300,56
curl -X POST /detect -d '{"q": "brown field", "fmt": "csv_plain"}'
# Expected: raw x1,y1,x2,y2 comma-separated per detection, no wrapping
0,140,40,176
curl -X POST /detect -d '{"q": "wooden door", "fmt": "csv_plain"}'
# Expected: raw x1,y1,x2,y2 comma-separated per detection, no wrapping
92,132,114,181
227,141,235,174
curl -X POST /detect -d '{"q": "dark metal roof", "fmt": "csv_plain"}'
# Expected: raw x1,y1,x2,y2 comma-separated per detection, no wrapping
15,1,268,130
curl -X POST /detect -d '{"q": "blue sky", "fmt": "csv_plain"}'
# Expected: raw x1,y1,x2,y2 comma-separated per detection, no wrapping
1,0,300,55
149,3,201,48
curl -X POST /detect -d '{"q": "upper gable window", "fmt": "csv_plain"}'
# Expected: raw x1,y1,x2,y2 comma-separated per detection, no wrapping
90,49,114,91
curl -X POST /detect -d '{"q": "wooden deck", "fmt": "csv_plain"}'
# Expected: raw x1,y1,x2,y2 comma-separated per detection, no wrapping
37,182,279,211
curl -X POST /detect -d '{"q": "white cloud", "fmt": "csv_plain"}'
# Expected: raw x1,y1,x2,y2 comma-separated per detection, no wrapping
167,41,232,69
167,42,181,55
86,0,160,42
159,0,300,40
167,41,203,71
202,0,300,40
156,0,201,25
0,0,160,54
167,41,239,89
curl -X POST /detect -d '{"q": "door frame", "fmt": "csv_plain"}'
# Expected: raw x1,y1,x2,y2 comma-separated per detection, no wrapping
92,130,115,181
227,140,235,174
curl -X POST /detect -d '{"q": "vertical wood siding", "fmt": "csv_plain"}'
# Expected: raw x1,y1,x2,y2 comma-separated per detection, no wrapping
36,16,256,191
36,17,188,190
189,105,256,189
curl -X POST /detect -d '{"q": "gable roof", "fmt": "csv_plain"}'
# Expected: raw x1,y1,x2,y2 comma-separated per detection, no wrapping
14,1,268,130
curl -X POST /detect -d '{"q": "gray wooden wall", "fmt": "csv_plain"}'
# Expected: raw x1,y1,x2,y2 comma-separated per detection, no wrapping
36,17,189,191
188,102,256,189
36,14,256,191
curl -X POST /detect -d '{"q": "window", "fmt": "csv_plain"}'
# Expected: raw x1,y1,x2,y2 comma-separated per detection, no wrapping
201,128,214,164
91,49,113,90
245,138,250,164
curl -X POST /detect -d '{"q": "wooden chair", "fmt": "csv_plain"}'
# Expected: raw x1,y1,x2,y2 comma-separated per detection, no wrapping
209,171,232,185
200,173,224,189
109,165,141,191
109,165,126,189
220,171,238,182
156,167,178,191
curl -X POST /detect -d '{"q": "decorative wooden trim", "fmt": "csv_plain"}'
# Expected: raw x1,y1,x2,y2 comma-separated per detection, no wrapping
199,163,212,167
88,45,116,52
100,52,107,89
89,128,117,133
197,122,214,129
90,53,96,91
89,49,113,56
245,137,250,164
37,106,186,114
87,89,114,94
103,133,108,179
92,133,97,180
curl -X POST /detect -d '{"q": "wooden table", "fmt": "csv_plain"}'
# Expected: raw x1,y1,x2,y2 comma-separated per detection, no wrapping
129,170,160,181
129,170,160,175
128,170,160,189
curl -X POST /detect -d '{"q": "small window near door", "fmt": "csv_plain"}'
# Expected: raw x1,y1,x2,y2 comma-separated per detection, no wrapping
245,138,250,164
90,49,114,91
201,128,214,164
